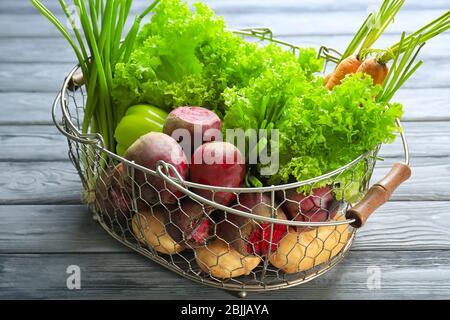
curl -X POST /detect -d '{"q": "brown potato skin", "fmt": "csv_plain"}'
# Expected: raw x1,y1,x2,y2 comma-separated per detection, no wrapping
269,216,351,273
131,209,184,255
195,239,261,279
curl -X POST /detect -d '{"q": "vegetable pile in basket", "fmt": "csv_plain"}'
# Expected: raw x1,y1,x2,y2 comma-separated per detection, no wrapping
34,0,450,279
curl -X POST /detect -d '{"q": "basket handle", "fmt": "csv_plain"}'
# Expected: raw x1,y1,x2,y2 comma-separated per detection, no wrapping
155,161,354,228
346,162,411,228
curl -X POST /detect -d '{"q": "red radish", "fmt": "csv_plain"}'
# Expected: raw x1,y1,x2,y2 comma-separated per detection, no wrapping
163,106,221,158
217,193,288,256
283,186,339,225
190,141,246,205
165,198,213,248
125,132,188,204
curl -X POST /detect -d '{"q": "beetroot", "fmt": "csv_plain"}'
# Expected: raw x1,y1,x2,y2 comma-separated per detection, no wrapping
95,163,134,227
163,106,221,158
283,186,339,224
216,193,288,256
125,132,189,204
190,142,246,206
166,199,213,248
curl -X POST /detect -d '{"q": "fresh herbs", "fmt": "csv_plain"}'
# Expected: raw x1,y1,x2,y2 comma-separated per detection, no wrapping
340,0,405,61
31,0,161,152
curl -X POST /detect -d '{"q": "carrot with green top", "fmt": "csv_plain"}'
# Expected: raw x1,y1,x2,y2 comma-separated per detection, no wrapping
357,10,450,86
325,0,405,89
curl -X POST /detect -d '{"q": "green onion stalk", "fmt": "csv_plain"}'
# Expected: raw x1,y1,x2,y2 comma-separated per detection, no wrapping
340,0,405,62
376,10,450,64
361,10,450,103
31,0,161,200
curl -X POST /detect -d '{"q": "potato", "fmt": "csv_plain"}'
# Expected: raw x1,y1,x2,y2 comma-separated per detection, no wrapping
269,216,351,273
131,209,184,255
195,239,261,279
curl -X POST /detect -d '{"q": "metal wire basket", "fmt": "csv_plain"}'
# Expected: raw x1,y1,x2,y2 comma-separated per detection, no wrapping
52,28,411,296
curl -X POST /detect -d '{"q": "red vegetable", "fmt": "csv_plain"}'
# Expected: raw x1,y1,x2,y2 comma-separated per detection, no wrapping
163,106,221,158
190,141,246,205
125,132,188,204
283,186,339,226
216,193,288,256
166,198,213,248
95,163,133,226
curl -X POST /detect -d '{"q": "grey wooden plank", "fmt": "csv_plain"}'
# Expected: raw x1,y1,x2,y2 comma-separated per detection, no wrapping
355,201,450,251
0,161,81,205
0,125,68,161
0,155,449,204
0,62,70,93
1,121,449,161
2,9,449,37
1,88,449,125
378,121,450,159
0,58,449,93
371,156,450,201
5,0,450,15
3,34,450,63
0,201,448,254
392,88,450,122
0,205,127,254
1,250,449,299
0,92,57,125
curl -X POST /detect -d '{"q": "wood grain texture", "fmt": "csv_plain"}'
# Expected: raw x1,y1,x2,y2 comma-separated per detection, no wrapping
0,125,68,161
0,201,448,254
0,92,58,125
1,251,450,299
1,0,449,300
0,58,449,93
0,161,81,205
2,88,450,125
2,9,450,38
0,205,126,254
2,34,450,64
0,156,449,205
1,121,449,160
5,0,449,15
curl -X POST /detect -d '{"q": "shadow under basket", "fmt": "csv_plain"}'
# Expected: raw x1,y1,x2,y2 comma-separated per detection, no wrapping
52,29,411,297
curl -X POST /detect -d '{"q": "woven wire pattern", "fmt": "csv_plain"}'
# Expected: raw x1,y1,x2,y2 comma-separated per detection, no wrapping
57,78,382,291
55,31,385,291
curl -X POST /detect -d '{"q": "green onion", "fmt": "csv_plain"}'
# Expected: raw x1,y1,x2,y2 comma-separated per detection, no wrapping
377,33,424,105
340,0,405,62
378,10,450,64
31,0,162,152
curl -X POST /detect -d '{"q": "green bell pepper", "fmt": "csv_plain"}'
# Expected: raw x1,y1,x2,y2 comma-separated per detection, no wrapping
114,104,168,156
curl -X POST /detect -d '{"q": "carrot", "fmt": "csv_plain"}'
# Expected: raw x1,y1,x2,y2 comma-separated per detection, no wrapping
322,73,332,85
325,55,361,90
357,11,450,86
356,58,389,85
325,0,405,90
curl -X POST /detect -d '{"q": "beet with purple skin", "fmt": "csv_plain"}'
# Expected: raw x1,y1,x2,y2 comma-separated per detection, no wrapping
190,141,246,206
216,193,288,256
95,163,132,226
125,132,189,205
163,106,221,158
283,186,339,225
165,198,213,248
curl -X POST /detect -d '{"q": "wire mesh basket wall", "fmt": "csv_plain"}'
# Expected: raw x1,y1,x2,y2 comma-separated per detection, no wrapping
52,29,410,294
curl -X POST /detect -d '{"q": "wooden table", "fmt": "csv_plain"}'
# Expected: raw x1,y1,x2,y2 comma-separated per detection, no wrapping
1,0,449,299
